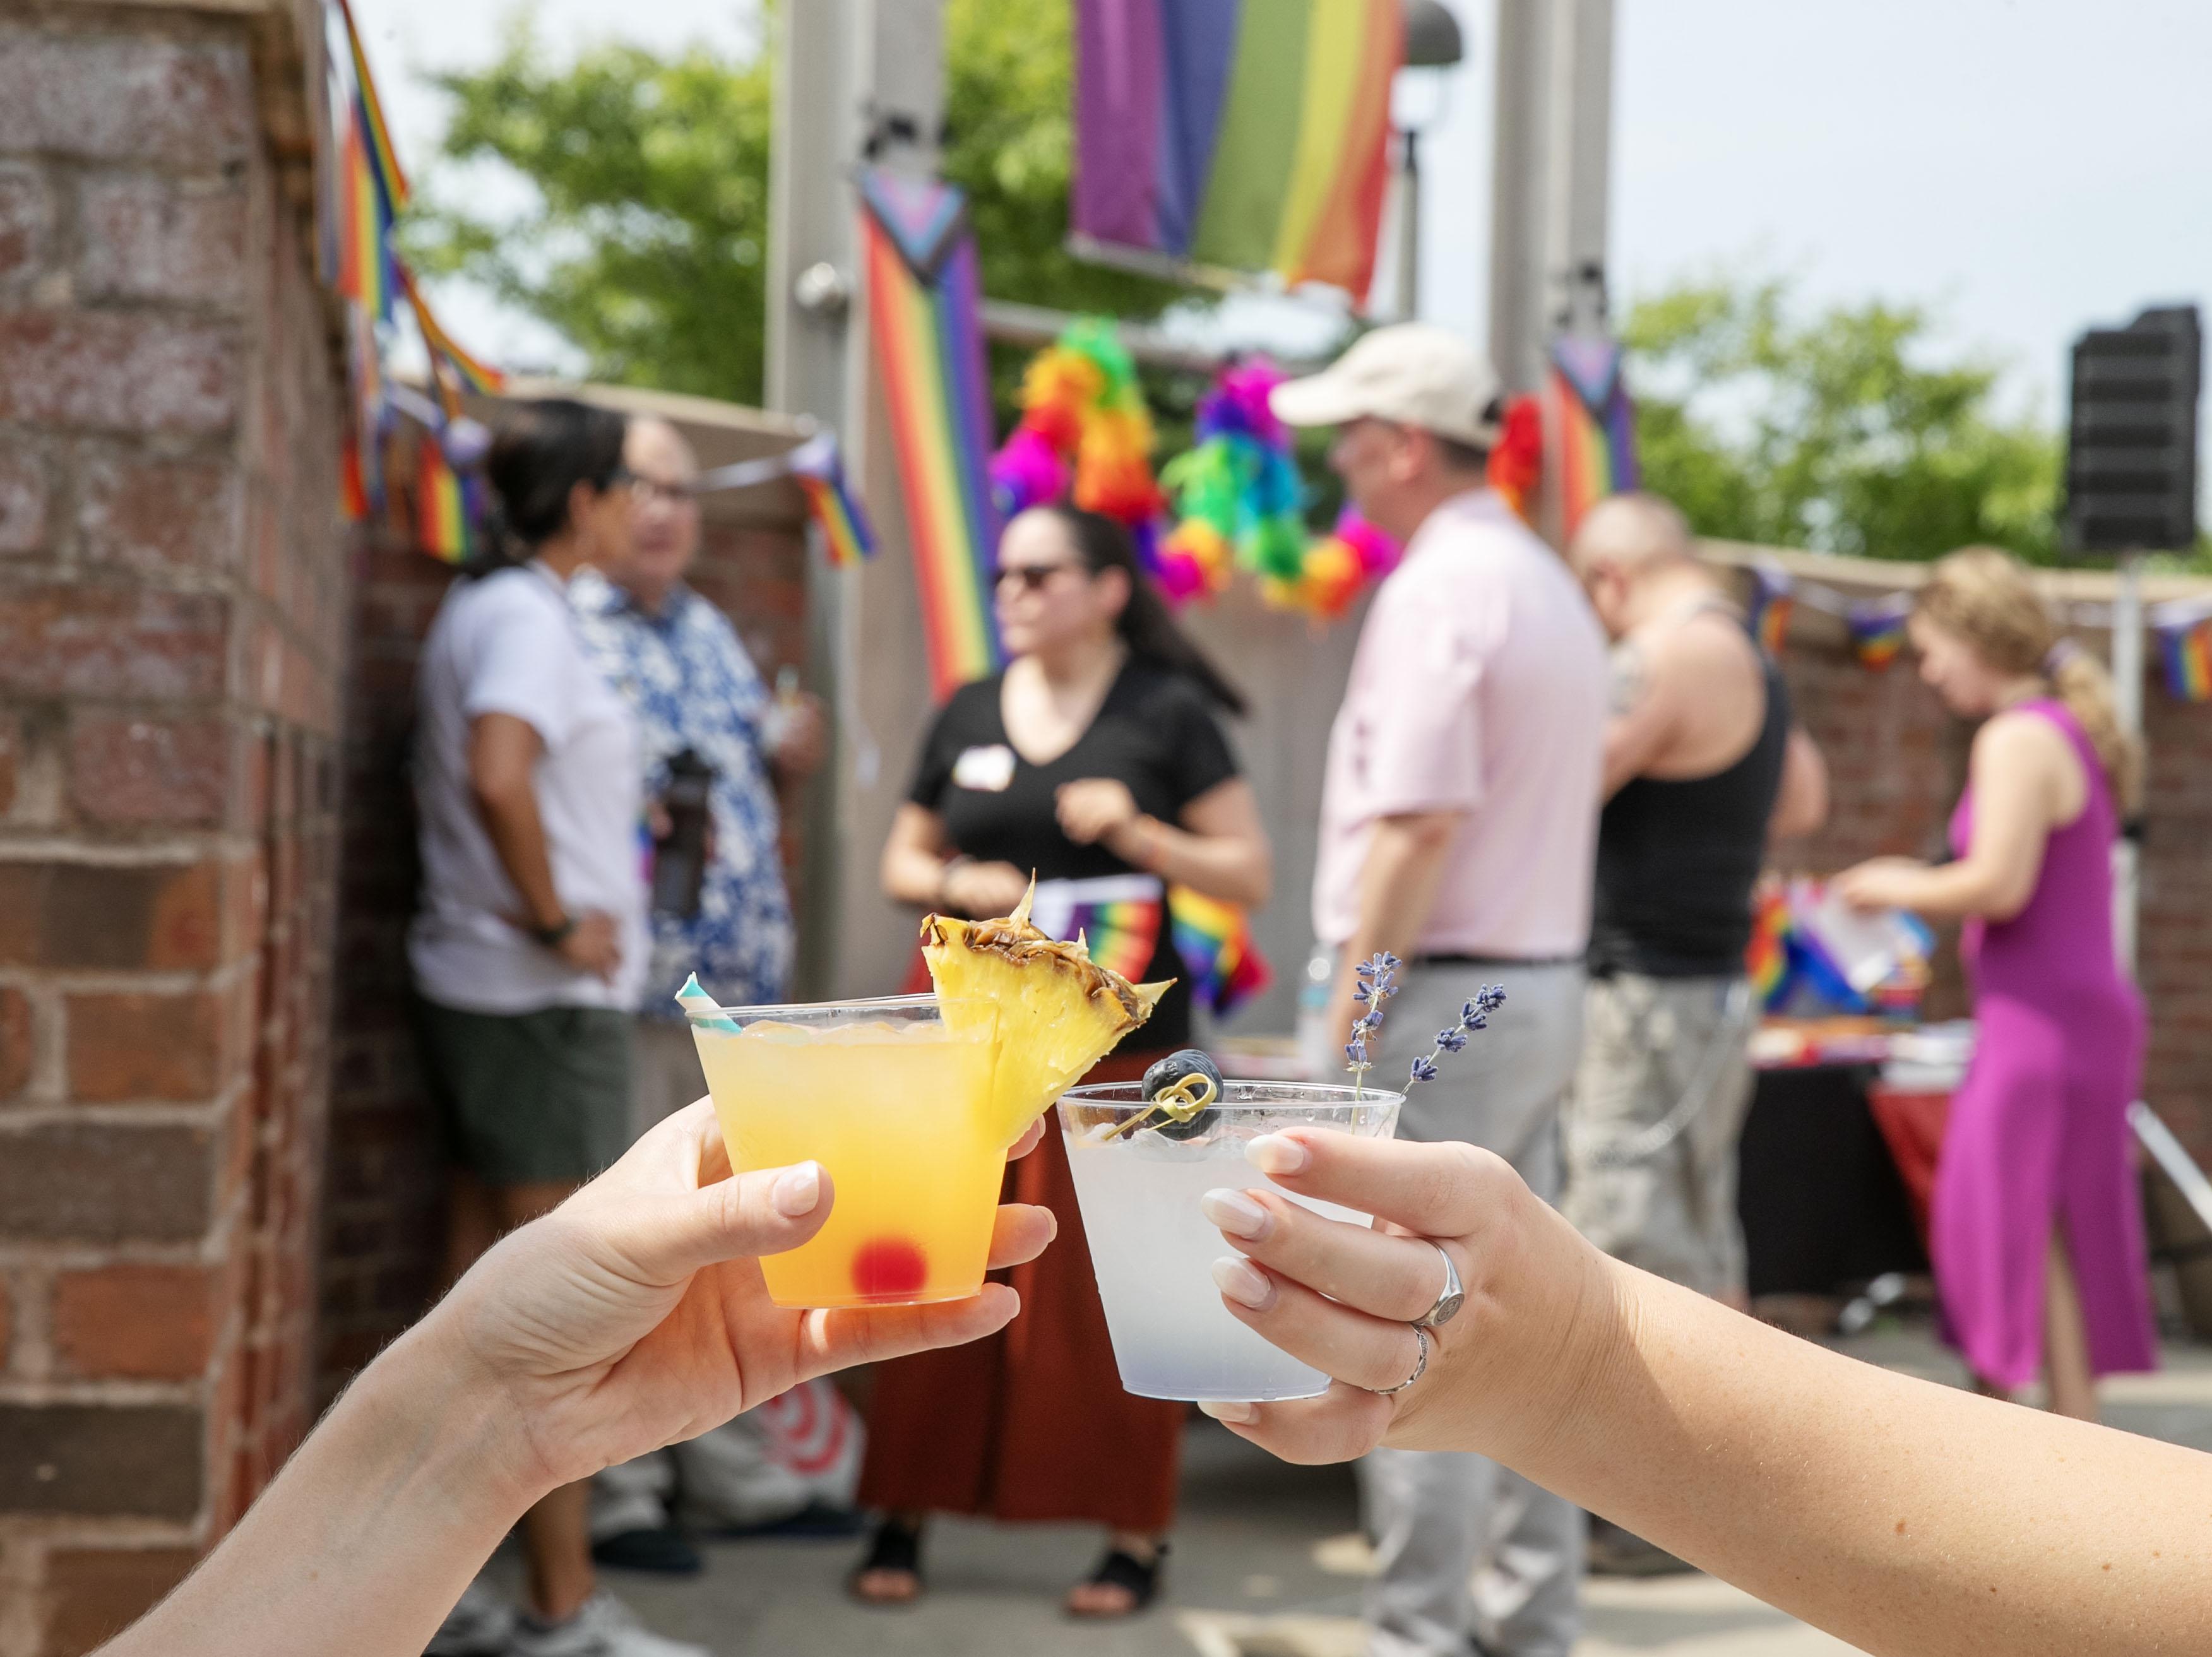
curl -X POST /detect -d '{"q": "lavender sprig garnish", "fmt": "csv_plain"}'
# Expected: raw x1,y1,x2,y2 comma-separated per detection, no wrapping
1344,953,1400,1099
1342,969,1507,1098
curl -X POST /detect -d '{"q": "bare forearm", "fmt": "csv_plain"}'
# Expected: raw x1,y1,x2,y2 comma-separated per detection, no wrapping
100,1326,538,1657
1519,1264,2212,1656
1326,819,1456,1030
1882,858,2013,921
1114,817,1270,907
475,782,564,930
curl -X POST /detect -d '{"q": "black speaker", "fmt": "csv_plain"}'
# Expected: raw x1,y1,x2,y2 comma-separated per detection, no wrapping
2064,305,2201,555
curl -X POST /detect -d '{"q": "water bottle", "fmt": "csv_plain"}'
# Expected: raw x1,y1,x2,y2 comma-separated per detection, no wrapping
652,748,715,920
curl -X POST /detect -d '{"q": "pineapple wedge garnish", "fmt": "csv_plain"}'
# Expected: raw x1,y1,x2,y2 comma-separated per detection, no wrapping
922,881,1169,1148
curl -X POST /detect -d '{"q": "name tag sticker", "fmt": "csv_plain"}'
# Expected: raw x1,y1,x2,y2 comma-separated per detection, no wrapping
952,744,1017,793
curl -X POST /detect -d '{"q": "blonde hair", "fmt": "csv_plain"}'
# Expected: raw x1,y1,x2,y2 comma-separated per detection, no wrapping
1915,547,2143,813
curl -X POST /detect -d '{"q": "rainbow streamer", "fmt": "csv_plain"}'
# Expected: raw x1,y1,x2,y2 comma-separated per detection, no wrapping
1168,885,1273,1018
414,429,472,563
403,266,505,397
2158,610,2212,703
1072,0,1403,295
1848,595,1912,671
1749,564,1794,656
1549,336,1639,543
860,169,1002,700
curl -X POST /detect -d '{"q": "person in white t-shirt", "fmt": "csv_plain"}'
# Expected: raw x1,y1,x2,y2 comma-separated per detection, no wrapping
408,399,699,1657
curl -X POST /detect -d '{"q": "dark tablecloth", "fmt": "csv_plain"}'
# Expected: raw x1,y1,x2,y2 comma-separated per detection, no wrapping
1738,1064,1929,1297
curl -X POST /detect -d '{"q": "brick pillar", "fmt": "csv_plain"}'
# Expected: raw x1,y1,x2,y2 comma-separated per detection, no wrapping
0,6,343,1654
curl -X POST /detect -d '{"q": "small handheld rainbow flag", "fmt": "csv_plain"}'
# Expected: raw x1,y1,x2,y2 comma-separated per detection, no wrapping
1748,563,1794,656
785,431,876,569
1549,335,1639,543
1847,594,1912,671
859,167,1003,700
2157,606,2212,703
1745,884,1793,1011
1027,877,1163,983
1168,886,1273,1019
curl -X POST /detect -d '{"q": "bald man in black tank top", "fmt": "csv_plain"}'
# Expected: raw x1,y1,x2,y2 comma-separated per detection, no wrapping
1564,496,1826,1574
1564,496,1827,1293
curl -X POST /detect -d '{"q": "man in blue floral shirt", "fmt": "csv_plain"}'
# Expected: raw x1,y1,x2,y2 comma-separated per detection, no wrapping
573,416,840,1576
572,415,824,1127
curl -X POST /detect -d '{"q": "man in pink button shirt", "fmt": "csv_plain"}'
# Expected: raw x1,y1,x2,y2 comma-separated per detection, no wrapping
1275,325,1608,1657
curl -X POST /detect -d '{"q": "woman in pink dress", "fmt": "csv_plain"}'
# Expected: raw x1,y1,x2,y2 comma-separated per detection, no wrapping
1836,547,2155,1419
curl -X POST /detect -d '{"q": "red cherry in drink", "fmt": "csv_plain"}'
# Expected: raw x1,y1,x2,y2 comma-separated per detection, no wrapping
851,1237,929,1298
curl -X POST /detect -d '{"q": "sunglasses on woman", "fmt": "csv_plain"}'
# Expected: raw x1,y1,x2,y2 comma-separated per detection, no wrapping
994,561,1083,593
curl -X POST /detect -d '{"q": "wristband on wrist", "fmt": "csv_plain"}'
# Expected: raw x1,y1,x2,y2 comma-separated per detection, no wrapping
531,914,578,949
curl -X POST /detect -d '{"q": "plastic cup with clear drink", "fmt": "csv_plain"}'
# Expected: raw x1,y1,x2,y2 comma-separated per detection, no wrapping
1058,1080,1403,1401
685,994,1002,1309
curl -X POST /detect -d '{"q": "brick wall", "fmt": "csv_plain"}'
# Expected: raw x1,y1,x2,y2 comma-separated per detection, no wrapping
0,6,342,1654
1732,553,2212,1170
316,460,811,1408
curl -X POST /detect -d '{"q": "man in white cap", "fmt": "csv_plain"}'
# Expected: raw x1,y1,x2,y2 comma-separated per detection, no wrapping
1272,324,1607,1657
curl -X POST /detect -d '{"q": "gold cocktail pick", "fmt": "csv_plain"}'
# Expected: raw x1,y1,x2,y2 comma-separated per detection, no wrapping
1100,1071,1220,1141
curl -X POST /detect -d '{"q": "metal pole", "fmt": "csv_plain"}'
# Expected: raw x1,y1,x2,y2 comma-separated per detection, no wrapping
2112,550,2145,973
1394,128,1421,320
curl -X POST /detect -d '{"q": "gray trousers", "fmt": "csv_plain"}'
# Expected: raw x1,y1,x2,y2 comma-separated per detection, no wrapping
1304,954,1587,1657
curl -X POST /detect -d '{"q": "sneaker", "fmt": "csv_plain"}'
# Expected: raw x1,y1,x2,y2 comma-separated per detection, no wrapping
425,1579,514,1656
509,1590,713,1657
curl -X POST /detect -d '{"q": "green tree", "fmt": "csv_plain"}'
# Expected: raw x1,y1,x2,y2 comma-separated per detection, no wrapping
1625,276,2064,564
407,0,1199,407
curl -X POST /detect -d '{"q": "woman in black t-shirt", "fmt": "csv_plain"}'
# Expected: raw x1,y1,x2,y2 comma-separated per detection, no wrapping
855,506,1271,1616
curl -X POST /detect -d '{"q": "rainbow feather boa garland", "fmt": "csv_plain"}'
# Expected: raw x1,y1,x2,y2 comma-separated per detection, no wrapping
989,335,1400,622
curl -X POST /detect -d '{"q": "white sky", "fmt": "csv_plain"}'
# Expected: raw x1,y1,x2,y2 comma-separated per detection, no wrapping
357,0,2212,451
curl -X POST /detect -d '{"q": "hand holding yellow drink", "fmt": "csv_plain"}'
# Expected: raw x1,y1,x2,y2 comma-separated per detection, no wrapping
684,882,1165,1309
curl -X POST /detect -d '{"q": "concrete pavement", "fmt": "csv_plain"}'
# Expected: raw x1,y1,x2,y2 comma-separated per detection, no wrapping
490,1325,2212,1656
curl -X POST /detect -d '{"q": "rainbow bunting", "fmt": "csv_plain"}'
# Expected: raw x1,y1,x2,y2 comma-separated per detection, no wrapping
1549,336,1639,543
414,428,472,563
1847,594,1913,671
2157,609,2212,703
1168,885,1273,1018
785,432,876,568
1749,564,1794,656
859,167,1002,701
1071,0,1403,295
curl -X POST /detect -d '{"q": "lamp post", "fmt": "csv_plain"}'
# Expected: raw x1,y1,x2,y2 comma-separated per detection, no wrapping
1391,0,1465,319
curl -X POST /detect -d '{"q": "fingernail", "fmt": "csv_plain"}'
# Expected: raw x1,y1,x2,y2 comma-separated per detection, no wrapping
1247,1133,1308,1176
1211,1255,1276,1309
772,1162,821,1216
1198,1399,1256,1423
1200,1187,1271,1239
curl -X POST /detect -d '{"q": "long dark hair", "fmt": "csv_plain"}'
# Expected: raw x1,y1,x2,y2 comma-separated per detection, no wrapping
1034,505,1248,717
462,398,628,579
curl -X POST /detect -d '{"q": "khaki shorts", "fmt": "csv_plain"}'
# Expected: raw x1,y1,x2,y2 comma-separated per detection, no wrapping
1561,973,1755,1298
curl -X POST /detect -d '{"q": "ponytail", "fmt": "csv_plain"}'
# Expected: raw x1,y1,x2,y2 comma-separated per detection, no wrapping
1915,546,2143,814
1033,506,1249,717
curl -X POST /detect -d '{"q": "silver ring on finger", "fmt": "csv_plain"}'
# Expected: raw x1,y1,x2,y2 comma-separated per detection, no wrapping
1370,1324,1429,1395
1413,1240,1465,1329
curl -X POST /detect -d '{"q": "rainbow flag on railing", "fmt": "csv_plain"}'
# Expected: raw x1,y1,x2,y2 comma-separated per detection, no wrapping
1071,0,1402,295
859,167,1002,700
1549,336,1638,543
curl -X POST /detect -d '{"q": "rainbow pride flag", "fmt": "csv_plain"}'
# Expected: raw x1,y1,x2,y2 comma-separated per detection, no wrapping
1549,336,1639,542
415,428,473,563
1168,885,1272,1018
1749,564,1794,656
403,266,505,398
336,109,394,323
785,432,876,569
859,168,1002,701
1745,884,1793,1010
1848,594,1913,670
2158,608,2212,702
1028,877,1164,983
1071,0,1402,295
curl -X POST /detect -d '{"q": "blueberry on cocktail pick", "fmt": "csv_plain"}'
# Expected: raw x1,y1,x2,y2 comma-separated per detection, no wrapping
1140,1048,1223,1141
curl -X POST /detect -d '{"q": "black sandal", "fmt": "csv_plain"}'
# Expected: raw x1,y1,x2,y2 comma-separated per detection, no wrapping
1068,1541,1168,1617
849,1517,924,1607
